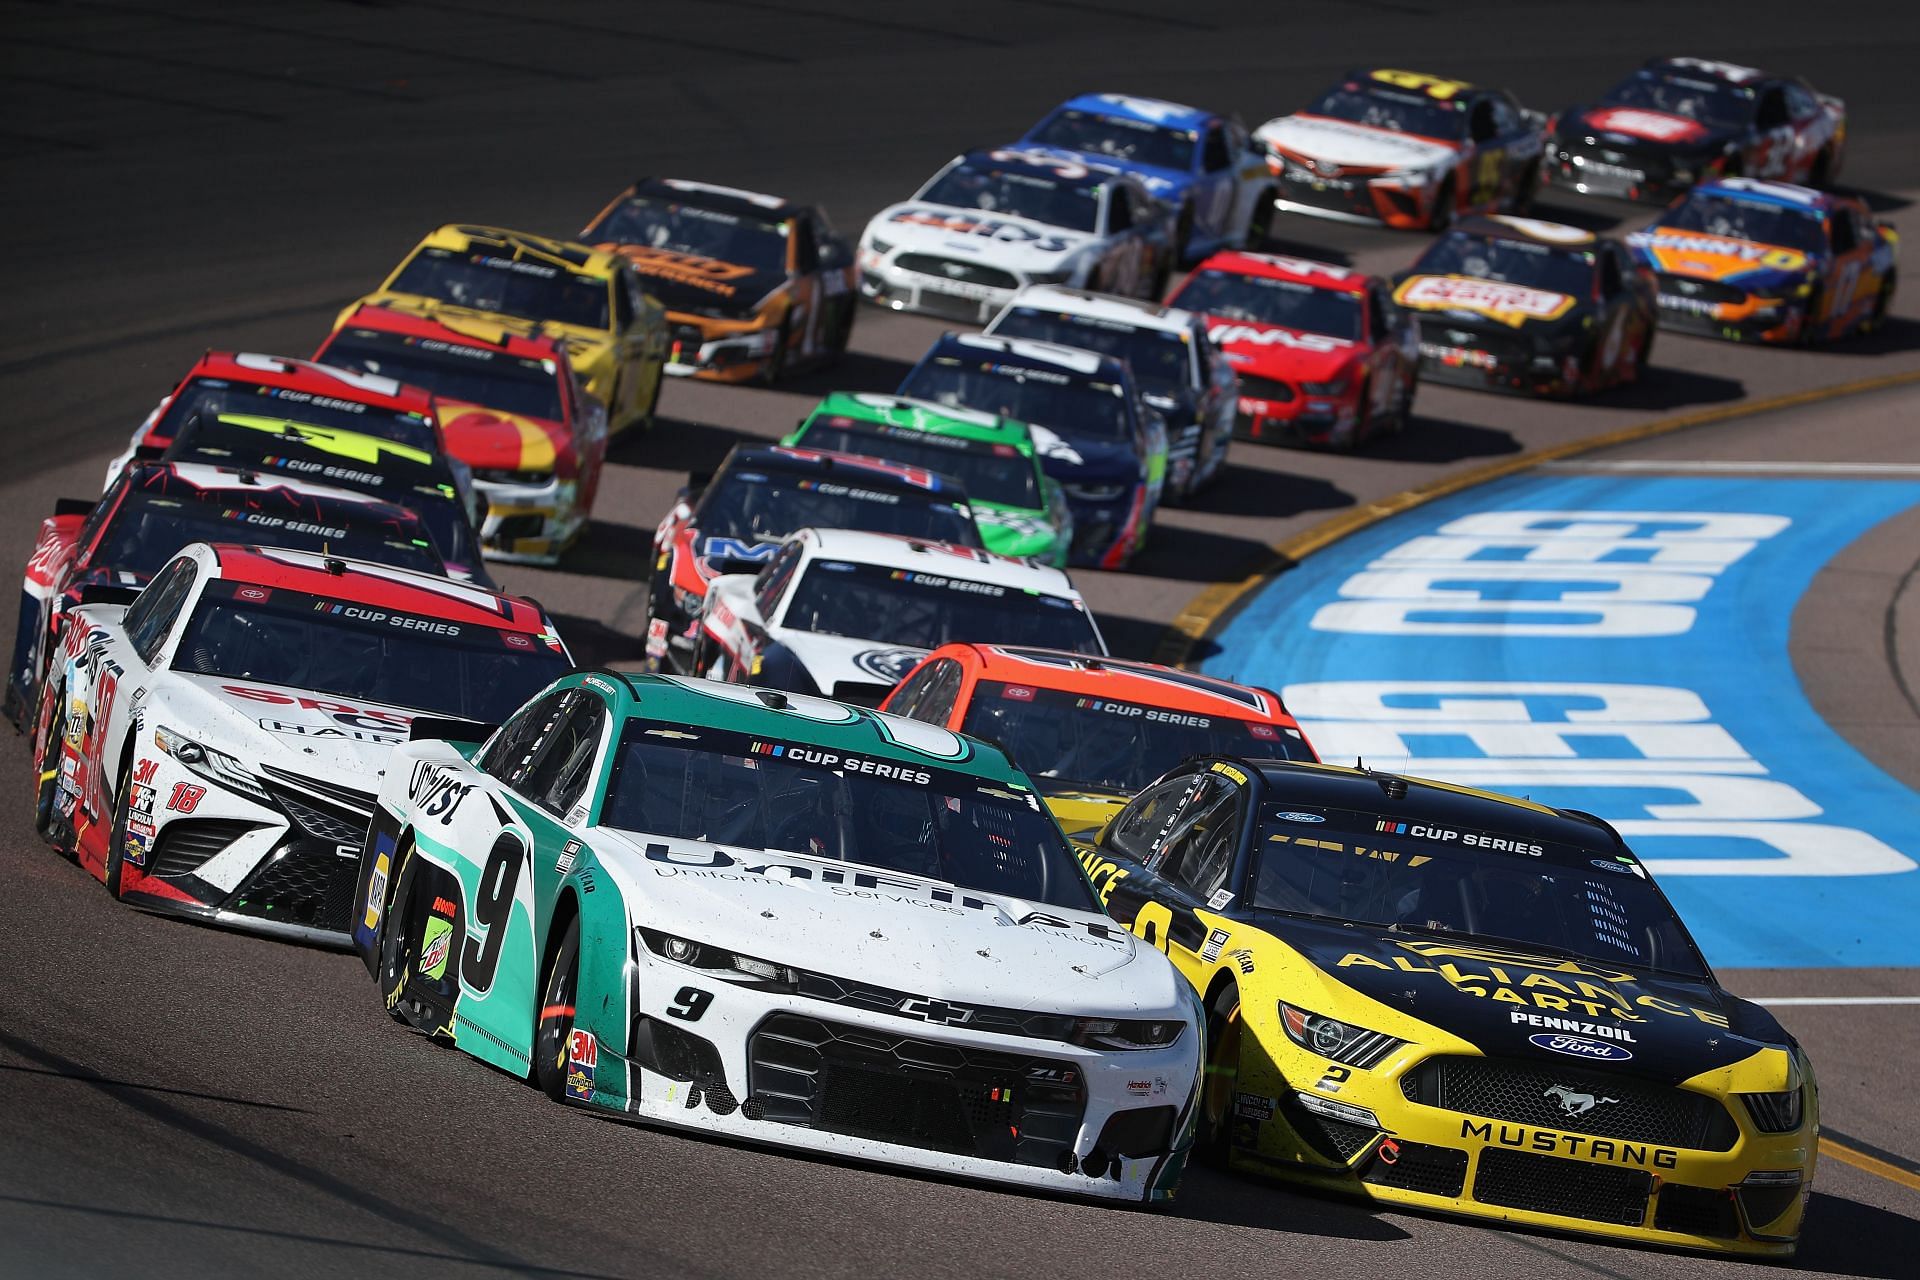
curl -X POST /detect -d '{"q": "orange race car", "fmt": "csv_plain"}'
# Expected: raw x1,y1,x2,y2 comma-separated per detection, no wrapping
880,644,1318,843
581,177,857,384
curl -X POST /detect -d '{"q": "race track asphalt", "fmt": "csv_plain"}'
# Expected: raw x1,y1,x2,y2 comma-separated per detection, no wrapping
2,3,1917,1276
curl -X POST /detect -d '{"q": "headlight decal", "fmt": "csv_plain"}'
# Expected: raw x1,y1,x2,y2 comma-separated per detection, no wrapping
1280,1002,1406,1069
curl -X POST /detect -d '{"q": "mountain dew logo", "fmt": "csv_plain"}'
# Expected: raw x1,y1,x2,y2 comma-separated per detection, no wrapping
419,915,453,980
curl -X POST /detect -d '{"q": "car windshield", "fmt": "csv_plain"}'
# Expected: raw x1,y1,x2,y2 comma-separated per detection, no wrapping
601,722,1097,911
782,559,1103,654
920,161,1101,233
153,378,438,453
795,421,1041,510
1662,194,1828,254
991,309,1191,391
1251,806,1708,978
1027,109,1195,171
1172,269,1364,340
320,333,565,422
1307,86,1465,140
696,464,981,548
586,196,789,273
1605,72,1753,130
900,356,1131,443
95,493,443,579
1414,232,1598,296
964,683,1313,793
387,246,611,331
172,579,567,723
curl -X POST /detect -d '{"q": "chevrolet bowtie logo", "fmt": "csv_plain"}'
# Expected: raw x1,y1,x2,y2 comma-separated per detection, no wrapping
900,997,973,1024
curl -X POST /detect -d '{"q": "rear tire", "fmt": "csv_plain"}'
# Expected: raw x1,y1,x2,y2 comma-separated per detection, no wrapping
534,917,582,1103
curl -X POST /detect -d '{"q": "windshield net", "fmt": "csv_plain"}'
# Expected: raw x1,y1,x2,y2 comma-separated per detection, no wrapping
991,309,1191,389
97,493,442,578
920,162,1100,233
698,465,979,548
783,559,1101,653
601,722,1097,910
155,379,438,453
899,356,1131,442
1414,233,1598,297
388,247,610,330
1173,270,1364,340
1251,807,1706,977
964,682,1313,793
173,579,566,723
795,421,1040,509
321,333,565,422
1027,109,1195,171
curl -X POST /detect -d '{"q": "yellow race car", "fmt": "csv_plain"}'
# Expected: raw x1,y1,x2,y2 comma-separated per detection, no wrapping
1079,757,1817,1256
342,225,668,433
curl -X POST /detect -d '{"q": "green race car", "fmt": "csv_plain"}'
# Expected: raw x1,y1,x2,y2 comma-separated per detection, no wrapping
352,670,1204,1201
784,392,1073,566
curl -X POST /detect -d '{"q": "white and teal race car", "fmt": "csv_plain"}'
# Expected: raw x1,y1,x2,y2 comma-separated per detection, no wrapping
352,671,1203,1201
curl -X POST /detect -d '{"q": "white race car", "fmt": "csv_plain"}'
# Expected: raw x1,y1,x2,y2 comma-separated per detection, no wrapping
858,148,1177,324
39,541,571,945
694,528,1107,705
354,671,1204,1201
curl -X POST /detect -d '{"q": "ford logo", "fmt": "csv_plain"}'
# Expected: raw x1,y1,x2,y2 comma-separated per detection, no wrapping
1272,811,1326,824
1530,1033,1633,1062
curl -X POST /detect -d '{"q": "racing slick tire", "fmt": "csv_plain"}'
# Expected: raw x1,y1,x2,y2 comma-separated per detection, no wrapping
377,840,439,1030
1174,201,1196,266
826,298,855,368
1810,147,1835,190
30,675,68,852
533,915,582,1103
1347,376,1374,451
1427,176,1456,232
641,364,664,429
103,754,132,899
1866,271,1897,334
1624,324,1654,385
1245,188,1279,252
759,316,792,388
1511,160,1541,214
1196,983,1242,1166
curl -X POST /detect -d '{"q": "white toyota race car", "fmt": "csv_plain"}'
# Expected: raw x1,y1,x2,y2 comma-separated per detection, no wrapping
858,148,1177,324
693,528,1107,705
37,541,570,945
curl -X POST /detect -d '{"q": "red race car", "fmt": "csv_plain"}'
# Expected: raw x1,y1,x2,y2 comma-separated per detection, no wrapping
1167,251,1419,449
316,306,609,565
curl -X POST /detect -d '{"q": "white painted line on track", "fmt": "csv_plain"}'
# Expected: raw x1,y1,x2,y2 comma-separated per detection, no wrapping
1752,996,1920,1006
1542,460,1920,476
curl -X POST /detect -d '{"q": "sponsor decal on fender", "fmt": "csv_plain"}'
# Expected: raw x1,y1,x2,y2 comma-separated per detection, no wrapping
566,1028,597,1101
1393,275,1577,326
419,915,453,981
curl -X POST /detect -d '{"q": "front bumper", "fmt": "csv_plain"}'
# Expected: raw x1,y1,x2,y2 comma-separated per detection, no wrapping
1062,486,1150,570
1413,321,1581,398
663,312,780,383
1232,377,1357,448
1272,170,1434,230
858,252,1026,324
583,948,1200,1202
473,474,583,565
1545,143,1698,204
1653,283,1802,344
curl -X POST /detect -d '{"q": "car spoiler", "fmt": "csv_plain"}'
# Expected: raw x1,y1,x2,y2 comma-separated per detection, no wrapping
409,716,499,745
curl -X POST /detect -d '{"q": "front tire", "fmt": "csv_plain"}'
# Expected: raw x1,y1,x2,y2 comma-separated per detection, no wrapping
758,316,791,387
103,754,131,898
1196,985,1242,1166
1427,176,1456,232
30,675,67,851
534,916,582,1103
377,842,429,1027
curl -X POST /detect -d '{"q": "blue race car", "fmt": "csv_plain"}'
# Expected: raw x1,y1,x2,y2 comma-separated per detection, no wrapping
1017,93,1277,262
899,332,1168,570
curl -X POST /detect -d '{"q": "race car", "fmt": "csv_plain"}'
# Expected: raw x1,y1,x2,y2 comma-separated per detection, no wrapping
581,177,857,384
353,672,1203,1201
783,393,1072,566
880,645,1316,843
1014,93,1276,260
1256,68,1547,231
983,286,1233,501
1081,758,1818,1256
342,225,669,432
34,544,570,944
644,444,984,675
1393,215,1658,397
898,334,1166,570
1167,252,1418,450
694,529,1106,705
1546,57,1847,204
104,351,491,584
8,461,445,731
315,307,608,565
858,148,1177,323
1626,178,1897,344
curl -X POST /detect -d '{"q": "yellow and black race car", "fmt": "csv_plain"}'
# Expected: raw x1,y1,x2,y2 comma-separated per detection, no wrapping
1078,757,1816,1256
343,225,669,433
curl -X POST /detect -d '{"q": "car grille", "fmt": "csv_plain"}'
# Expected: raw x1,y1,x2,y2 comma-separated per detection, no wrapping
1236,375,1296,404
1655,1182,1742,1239
1360,1138,1469,1197
1655,272,1748,306
271,788,371,847
1281,1097,1377,1163
893,254,1017,290
227,838,362,934
1402,1056,1738,1151
1473,1147,1650,1225
148,819,255,879
1415,320,1532,367
747,1014,1084,1167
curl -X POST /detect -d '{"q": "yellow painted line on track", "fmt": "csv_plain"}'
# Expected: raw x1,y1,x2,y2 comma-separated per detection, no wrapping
1821,1134,1920,1195
1153,366,1920,669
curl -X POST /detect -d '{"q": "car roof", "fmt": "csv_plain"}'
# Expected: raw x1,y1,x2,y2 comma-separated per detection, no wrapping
1052,92,1215,132
626,176,800,219
1188,250,1371,295
1344,66,1481,95
939,331,1129,382
806,392,1036,449
181,352,436,417
997,285,1195,336
1241,759,1616,847
1689,176,1836,212
584,670,1029,784
200,543,553,632
1642,55,1768,87
410,225,625,280
722,443,968,496
1452,214,1600,249
794,528,1080,594
942,644,1295,720
329,304,568,363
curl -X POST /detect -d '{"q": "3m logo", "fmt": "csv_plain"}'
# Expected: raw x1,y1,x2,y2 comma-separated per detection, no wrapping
166,783,207,814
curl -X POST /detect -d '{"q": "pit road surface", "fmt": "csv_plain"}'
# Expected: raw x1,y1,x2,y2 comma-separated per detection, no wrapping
2,2,1918,1276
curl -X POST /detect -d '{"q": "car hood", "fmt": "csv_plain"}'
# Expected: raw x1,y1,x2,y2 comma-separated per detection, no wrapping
1257,912,1788,1084
1029,425,1140,484
972,504,1061,555
604,245,786,320
437,400,573,475
1256,114,1459,172
357,292,611,350
1205,316,1362,380
778,630,930,698
166,673,419,783
1563,104,1732,152
1626,226,1815,289
868,202,1099,268
1035,783,1129,846
598,831,1156,1000
1393,273,1584,331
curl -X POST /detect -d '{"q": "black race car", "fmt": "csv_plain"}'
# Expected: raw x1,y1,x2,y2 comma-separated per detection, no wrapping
1391,215,1657,398
1546,57,1847,204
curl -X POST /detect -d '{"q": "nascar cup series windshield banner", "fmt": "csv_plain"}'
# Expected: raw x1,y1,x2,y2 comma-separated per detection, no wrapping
1205,472,1920,967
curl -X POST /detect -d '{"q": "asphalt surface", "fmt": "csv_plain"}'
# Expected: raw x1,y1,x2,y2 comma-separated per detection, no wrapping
3,2,1918,1276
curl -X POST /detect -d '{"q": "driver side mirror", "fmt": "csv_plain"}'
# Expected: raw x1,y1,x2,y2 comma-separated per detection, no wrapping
78,584,141,607
54,498,94,517
710,554,769,577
